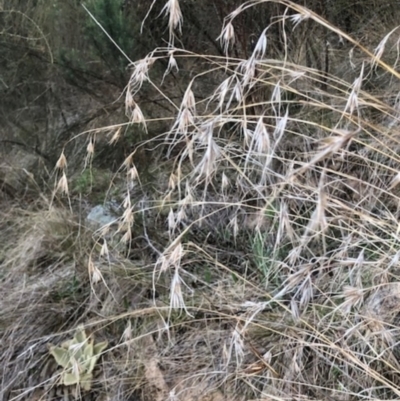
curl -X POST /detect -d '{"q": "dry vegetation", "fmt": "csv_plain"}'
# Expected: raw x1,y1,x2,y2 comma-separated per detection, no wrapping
3,0,400,400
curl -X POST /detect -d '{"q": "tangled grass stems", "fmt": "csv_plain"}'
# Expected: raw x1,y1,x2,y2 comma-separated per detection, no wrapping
4,0,400,400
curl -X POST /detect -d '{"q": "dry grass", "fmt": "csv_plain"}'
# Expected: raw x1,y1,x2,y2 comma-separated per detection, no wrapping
3,0,400,400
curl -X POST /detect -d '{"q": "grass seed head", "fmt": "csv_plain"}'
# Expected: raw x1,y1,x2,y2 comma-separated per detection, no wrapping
56,172,69,195
161,0,183,44
56,151,67,170
218,21,235,54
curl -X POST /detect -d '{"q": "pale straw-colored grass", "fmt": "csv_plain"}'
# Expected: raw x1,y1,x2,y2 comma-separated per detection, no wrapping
3,1,400,400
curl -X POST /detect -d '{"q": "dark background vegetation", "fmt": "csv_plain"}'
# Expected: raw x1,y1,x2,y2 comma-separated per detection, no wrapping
1,0,397,193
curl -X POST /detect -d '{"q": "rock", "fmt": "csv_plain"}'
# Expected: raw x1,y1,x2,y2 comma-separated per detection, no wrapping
87,203,119,228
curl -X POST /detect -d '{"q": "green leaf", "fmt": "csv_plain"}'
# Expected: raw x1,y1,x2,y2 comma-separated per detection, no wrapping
79,350,95,373
68,343,84,361
93,340,108,356
49,346,70,368
79,356,94,373
61,339,73,349
80,372,94,391
86,341,107,373
82,340,94,359
63,371,80,386
73,326,87,344
86,356,99,374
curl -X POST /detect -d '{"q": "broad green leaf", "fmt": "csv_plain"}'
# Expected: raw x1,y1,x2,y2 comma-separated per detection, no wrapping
70,355,81,379
61,339,73,349
93,341,108,356
86,341,108,372
86,356,98,374
80,357,94,373
70,342,86,361
49,346,69,368
73,327,87,344
63,371,80,386
82,340,94,359
79,350,97,373
80,372,94,391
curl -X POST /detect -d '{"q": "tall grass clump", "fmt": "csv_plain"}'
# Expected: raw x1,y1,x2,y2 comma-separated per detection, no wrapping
48,0,400,399
4,0,400,400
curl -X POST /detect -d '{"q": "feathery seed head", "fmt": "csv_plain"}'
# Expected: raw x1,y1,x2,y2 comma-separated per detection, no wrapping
131,103,146,130
56,151,67,170
161,0,183,44
251,28,268,59
56,172,69,195
127,164,139,182
290,10,311,29
254,116,270,154
109,127,122,144
164,50,179,79
128,56,155,94
218,21,235,54
182,85,196,112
